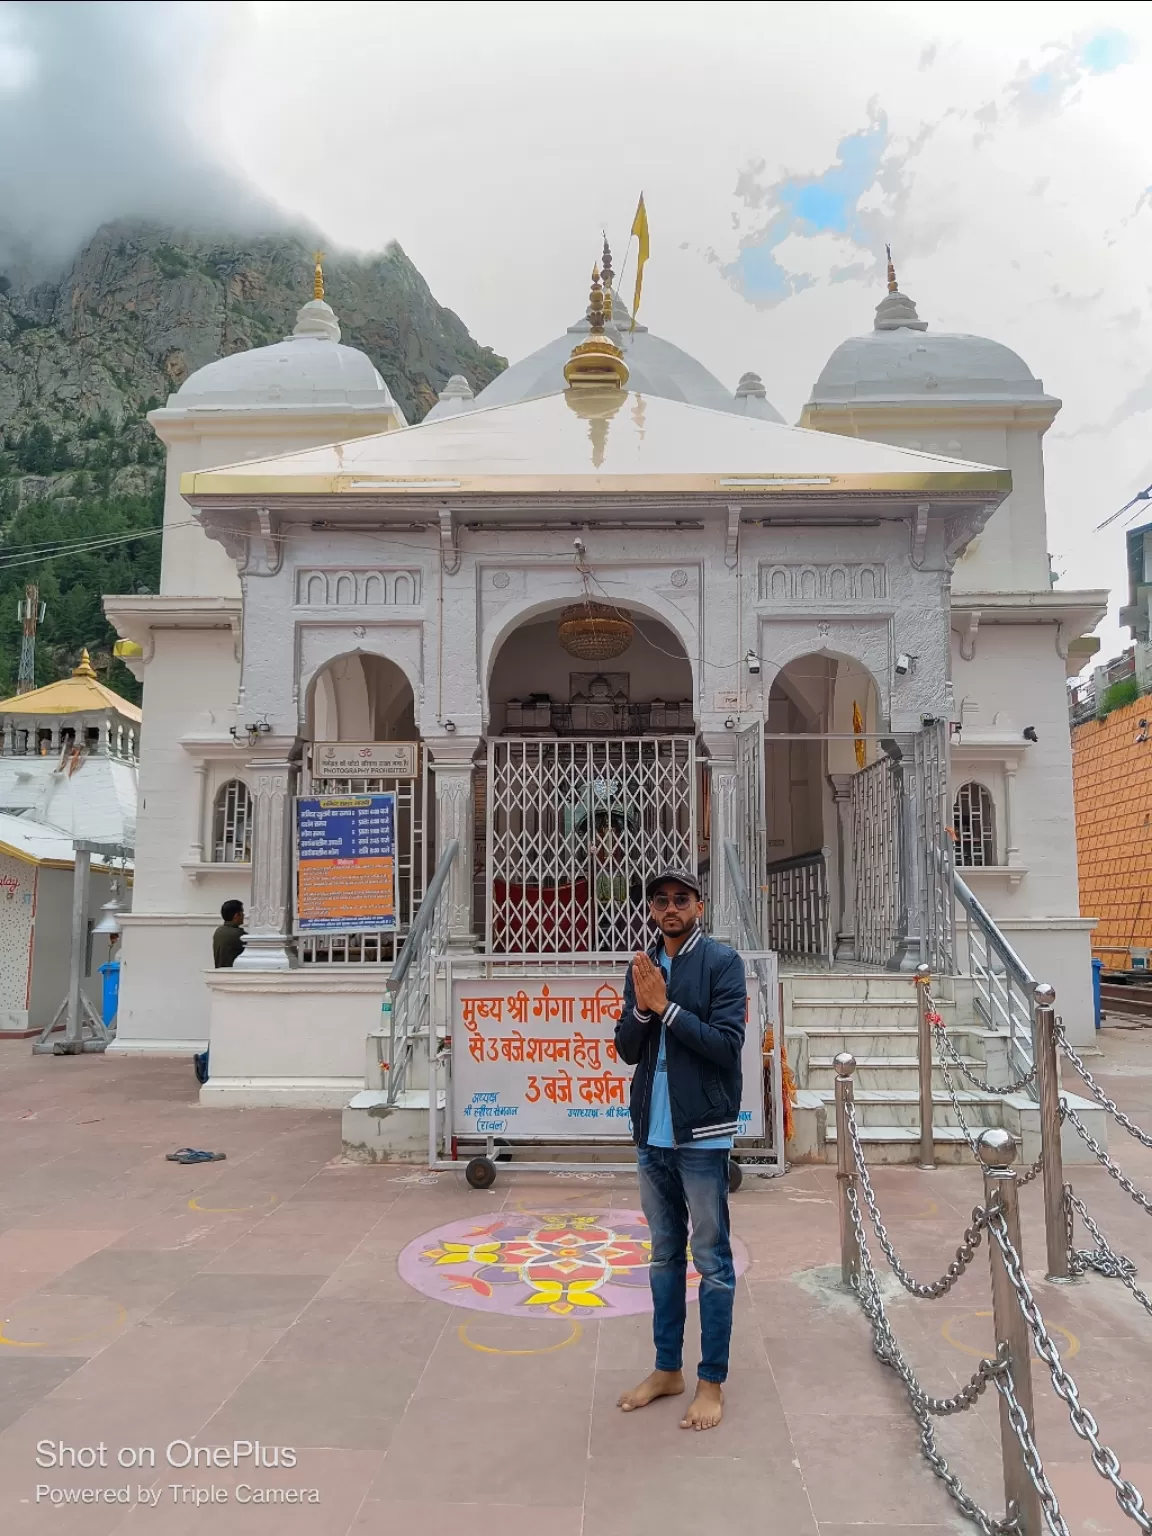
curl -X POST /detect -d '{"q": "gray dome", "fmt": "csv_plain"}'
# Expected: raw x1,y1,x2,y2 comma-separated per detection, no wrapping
809,286,1058,408
474,296,784,423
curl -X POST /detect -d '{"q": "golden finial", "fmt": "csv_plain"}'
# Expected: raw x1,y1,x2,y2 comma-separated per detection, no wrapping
564,249,629,391
312,249,325,302
885,243,898,294
73,648,96,679
601,236,614,312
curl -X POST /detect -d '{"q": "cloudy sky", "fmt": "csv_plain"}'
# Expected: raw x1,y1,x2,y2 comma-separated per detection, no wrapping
3,1,1151,663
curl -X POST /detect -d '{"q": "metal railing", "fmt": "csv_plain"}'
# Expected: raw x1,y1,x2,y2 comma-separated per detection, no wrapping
955,871,1037,1092
836,1049,1152,1533
383,838,459,1104
763,848,831,963
723,839,787,1165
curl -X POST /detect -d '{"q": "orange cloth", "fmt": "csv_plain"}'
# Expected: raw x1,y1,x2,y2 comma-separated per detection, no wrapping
763,1026,797,1145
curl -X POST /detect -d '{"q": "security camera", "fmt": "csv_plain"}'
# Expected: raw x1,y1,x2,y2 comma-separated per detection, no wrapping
745,649,761,675
573,538,587,558
895,653,913,677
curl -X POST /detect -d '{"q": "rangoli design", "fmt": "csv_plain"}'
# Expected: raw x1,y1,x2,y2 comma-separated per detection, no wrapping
398,1208,749,1316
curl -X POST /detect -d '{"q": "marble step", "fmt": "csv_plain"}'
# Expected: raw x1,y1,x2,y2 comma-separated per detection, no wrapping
815,1086,1007,1131
824,1122,977,1165
807,1054,988,1093
791,998,954,1030
797,1025,985,1059
788,973,956,1003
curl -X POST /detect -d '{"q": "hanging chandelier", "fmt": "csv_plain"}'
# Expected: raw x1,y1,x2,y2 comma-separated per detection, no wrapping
557,602,635,661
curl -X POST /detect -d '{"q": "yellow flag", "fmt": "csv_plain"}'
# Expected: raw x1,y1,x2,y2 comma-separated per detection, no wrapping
852,702,866,770
630,194,649,332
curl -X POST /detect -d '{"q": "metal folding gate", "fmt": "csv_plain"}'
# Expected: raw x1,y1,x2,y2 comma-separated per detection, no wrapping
486,736,696,954
733,721,766,941
851,754,904,968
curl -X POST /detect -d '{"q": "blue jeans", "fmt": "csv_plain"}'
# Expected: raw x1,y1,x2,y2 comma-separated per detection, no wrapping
637,1144,735,1384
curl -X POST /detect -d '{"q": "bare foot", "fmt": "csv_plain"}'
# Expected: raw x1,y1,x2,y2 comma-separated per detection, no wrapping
617,1369,686,1412
680,1379,724,1430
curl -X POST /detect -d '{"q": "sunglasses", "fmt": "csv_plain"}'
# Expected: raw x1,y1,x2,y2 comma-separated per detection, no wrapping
650,892,697,910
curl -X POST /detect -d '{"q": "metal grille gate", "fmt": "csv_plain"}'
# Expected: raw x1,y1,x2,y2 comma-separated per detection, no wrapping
851,755,904,968
298,747,430,964
914,718,956,974
486,737,696,954
733,721,766,942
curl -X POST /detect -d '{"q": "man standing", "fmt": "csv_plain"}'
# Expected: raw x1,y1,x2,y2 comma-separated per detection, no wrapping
212,900,246,968
615,870,746,1431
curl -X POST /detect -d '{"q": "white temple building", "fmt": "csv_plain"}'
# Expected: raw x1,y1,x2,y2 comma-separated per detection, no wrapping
104,248,1107,1159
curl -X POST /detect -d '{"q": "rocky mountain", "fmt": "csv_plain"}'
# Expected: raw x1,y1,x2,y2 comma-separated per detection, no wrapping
0,221,506,697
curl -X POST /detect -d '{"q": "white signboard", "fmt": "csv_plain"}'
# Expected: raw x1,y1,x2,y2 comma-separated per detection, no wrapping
451,969,766,1141
312,741,419,779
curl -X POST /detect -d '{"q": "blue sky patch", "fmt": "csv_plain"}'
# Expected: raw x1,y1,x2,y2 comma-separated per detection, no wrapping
1079,30,1133,74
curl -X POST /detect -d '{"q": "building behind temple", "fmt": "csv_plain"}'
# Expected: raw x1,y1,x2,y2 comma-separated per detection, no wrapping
102,245,1106,1157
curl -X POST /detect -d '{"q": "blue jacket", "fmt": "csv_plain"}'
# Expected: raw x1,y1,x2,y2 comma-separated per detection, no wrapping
615,925,747,1147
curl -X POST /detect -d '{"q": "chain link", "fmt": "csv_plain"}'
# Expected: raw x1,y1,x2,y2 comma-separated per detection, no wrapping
1064,1104,1152,1217
934,1019,1038,1097
1064,1187,1152,1319
1055,1021,1152,1151
987,1208,1152,1532
844,1184,1020,1534
846,1099,989,1298
992,1361,1071,1536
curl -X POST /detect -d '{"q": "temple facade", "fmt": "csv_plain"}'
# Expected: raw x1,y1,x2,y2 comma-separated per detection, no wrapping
105,250,1106,1110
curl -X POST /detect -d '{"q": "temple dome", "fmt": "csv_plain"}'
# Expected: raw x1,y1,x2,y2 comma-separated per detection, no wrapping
808,280,1058,409
171,297,403,414
473,294,784,422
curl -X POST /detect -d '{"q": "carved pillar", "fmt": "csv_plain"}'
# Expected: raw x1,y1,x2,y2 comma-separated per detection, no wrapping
189,761,207,866
429,736,480,947
233,749,296,971
891,764,924,972
702,735,740,944
829,773,856,961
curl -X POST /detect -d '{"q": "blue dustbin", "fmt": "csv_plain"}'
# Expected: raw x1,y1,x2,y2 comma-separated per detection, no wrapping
1092,957,1103,1030
98,960,121,1028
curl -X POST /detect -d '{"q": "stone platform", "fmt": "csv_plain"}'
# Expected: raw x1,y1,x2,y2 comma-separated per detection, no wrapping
1,1028,1151,1534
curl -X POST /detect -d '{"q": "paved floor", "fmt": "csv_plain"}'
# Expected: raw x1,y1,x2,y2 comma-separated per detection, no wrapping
1,1027,1150,1535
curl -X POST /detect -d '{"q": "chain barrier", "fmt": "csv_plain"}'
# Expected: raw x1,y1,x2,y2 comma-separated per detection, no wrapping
1064,1104,1152,1217
934,1016,1039,1097
844,1182,1021,1534
988,1208,1152,1532
992,1360,1071,1536
1064,1187,1152,1319
1054,1021,1152,1151
846,1099,989,1297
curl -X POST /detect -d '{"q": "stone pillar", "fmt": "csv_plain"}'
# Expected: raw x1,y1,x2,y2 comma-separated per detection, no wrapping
429,736,480,947
829,772,856,961
891,764,924,972
1003,762,1020,871
702,734,740,944
233,748,296,971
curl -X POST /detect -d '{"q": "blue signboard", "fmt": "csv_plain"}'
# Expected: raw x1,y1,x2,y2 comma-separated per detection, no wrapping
294,794,397,935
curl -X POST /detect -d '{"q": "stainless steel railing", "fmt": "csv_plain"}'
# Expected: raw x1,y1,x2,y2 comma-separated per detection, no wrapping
384,838,459,1104
955,869,1037,1093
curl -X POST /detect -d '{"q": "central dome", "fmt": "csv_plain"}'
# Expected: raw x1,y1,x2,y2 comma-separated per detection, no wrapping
473,295,784,422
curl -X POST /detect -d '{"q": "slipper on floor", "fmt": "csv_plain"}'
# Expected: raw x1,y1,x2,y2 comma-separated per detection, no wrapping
166,1148,226,1163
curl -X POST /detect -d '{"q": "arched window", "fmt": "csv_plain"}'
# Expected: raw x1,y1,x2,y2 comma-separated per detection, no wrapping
953,781,996,867
213,779,253,863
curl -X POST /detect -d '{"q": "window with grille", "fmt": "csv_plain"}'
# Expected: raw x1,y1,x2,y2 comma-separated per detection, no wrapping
953,781,995,867
213,779,253,864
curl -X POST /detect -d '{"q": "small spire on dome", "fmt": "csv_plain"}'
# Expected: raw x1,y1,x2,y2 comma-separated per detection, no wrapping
312,250,325,302
873,246,928,333
601,236,614,304
72,648,96,679
735,371,767,400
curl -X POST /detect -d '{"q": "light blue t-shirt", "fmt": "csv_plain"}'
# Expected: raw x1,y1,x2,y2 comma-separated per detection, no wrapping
645,946,734,1151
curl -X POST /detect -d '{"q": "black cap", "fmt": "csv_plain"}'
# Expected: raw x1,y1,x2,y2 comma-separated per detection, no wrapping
645,868,703,900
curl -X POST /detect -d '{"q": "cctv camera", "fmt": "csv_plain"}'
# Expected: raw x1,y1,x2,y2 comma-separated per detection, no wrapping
745,649,761,675
895,653,913,677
